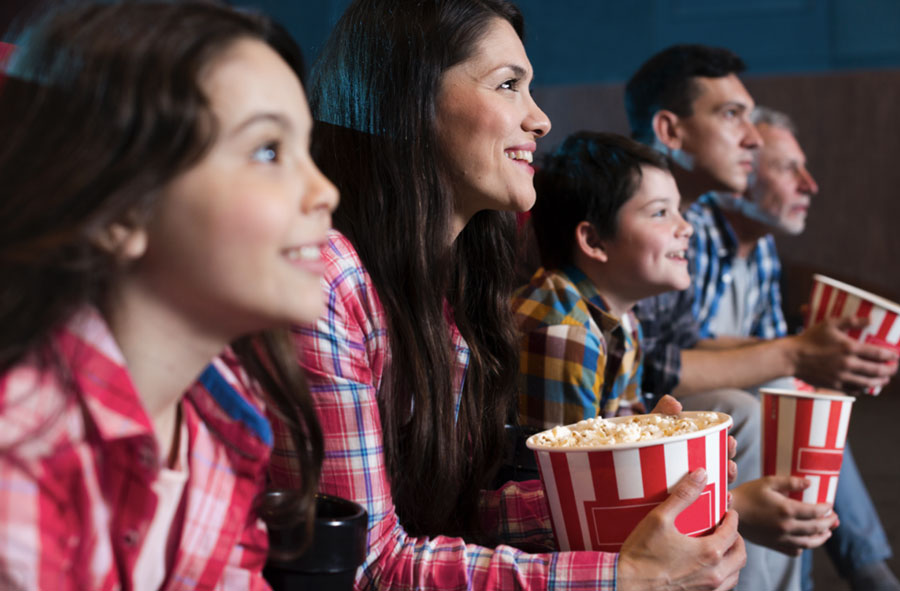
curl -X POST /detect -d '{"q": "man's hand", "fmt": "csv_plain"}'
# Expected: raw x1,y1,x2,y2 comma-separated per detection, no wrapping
731,476,838,556
790,316,899,392
617,468,746,591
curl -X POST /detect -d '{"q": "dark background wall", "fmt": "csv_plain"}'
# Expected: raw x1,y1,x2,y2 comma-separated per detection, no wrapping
223,0,900,85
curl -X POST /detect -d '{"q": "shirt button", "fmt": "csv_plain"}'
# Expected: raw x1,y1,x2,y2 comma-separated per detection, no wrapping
122,529,140,547
138,444,156,469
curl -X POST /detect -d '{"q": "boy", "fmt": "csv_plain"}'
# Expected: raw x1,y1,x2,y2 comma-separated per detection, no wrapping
515,131,838,591
515,131,691,429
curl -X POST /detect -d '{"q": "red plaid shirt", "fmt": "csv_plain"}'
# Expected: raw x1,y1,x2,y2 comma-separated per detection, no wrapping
269,230,618,590
0,308,273,590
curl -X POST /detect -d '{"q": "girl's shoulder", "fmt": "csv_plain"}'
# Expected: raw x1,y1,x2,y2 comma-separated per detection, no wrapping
322,229,365,277
321,229,382,310
0,354,85,461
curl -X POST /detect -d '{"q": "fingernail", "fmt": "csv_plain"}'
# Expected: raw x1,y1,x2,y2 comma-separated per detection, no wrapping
691,468,707,483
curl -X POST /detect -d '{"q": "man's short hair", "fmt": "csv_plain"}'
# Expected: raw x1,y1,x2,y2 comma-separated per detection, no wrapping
750,105,797,135
625,44,746,144
532,131,670,270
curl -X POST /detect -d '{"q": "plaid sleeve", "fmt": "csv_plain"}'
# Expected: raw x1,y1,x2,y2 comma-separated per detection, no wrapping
0,369,84,591
0,452,62,590
634,290,699,396
478,479,555,550
279,236,620,591
518,323,607,430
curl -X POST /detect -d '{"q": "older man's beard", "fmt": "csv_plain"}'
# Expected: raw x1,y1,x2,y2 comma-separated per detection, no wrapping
710,191,804,236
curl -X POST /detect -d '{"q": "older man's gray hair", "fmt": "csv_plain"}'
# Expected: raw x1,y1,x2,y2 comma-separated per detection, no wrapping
749,105,797,135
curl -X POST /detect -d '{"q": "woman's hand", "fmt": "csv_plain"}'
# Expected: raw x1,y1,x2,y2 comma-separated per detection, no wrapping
731,475,838,556
617,468,746,591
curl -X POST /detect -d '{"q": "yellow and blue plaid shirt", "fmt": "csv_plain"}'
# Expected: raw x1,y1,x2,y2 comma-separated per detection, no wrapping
513,266,646,430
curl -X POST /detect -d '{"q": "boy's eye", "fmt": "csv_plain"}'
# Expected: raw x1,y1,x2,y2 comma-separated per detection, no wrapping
252,142,279,163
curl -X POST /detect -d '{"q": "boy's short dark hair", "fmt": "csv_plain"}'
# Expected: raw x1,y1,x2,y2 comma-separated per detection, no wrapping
531,131,669,270
625,44,746,144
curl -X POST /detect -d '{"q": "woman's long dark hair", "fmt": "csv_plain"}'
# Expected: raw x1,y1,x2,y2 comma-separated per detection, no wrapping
0,1,320,542
310,0,522,538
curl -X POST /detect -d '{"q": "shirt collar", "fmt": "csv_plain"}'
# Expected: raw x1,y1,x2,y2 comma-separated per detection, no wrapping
57,307,155,442
558,264,622,334
702,192,741,257
58,309,272,457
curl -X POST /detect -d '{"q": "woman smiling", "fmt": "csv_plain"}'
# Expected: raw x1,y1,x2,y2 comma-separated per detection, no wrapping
269,1,745,589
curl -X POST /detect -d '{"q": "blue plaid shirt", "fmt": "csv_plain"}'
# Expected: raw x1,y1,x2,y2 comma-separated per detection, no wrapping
633,289,699,397
686,193,788,339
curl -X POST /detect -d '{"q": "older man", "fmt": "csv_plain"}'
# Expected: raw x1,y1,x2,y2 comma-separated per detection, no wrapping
686,106,900,591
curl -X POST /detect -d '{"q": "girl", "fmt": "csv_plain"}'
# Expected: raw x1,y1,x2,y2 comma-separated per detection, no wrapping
0,2,337,589
271,1,744,589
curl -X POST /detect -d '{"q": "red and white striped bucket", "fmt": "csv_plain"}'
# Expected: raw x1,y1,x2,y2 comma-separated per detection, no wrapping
807,274,900,394
760,388,854,504
526,412,732,552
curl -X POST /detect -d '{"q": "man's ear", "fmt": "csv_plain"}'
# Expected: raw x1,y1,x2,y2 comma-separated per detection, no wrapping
574,221,608,263
652,109,683,152
91,218,148,263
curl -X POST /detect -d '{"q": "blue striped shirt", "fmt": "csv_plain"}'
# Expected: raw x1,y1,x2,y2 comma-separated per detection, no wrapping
686,193,788,339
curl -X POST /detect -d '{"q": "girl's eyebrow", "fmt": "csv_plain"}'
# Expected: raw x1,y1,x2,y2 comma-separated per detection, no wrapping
229,112,292,137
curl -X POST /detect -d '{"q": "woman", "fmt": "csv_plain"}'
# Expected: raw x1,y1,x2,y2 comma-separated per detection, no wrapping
0,3,336,589
271,0,745,589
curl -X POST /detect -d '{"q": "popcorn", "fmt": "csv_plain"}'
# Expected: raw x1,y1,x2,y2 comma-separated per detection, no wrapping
529,412,726,448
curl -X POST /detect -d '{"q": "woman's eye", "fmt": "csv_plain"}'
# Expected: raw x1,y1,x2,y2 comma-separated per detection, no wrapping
499,78,519,91
252,142,279,163
652,208,668,218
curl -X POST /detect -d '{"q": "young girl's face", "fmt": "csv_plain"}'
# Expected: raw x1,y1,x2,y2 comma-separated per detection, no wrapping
130,39,338,337
602,166,693,299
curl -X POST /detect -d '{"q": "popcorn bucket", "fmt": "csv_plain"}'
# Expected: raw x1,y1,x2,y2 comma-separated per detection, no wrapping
760,388,854,504
526,412,732,552
807,274,900,394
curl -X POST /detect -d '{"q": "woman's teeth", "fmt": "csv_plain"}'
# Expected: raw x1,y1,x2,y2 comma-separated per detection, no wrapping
666,250,686,259
285,245,321,261
505,150,533,163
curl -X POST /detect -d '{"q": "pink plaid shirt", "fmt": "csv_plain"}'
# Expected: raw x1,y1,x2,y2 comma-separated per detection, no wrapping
269,230,618,590
0,308,273,591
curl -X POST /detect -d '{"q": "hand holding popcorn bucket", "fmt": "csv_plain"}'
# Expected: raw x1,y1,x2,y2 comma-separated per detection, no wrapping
526,412,732,552
760,388,854,504
806,274,900,394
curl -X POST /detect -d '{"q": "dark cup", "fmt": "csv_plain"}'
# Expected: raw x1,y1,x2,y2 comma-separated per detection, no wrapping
263,492,368,591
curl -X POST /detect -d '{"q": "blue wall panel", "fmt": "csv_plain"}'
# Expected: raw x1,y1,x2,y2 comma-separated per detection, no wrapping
231,0,900,86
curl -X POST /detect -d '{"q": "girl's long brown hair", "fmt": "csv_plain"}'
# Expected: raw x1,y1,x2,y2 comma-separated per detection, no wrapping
310,0,523,538
0,1,320,542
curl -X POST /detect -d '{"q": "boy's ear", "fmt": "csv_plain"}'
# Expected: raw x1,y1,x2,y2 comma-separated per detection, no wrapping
574,221,608,263
652,109,683,151
91,216,148,263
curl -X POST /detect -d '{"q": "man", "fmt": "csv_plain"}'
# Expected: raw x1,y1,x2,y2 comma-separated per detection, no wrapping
625,44,899,591
686,106,900,591
625,44,897,402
